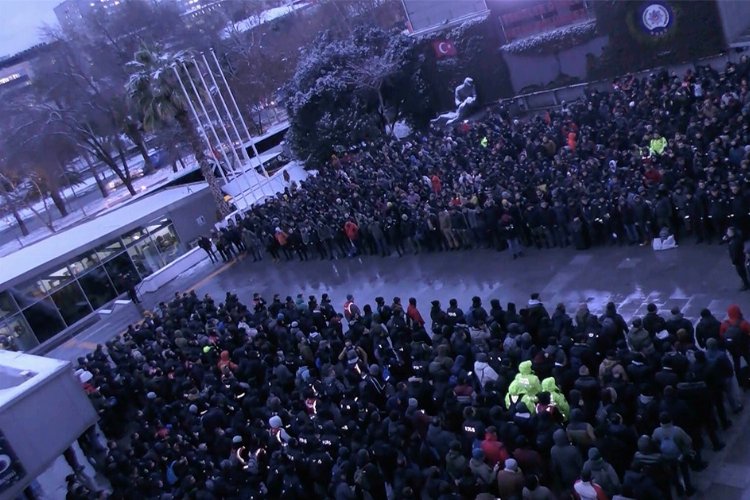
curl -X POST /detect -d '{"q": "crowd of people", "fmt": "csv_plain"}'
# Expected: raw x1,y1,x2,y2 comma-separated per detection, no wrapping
70,288,749,499
196,57,750,275
66,56,750,498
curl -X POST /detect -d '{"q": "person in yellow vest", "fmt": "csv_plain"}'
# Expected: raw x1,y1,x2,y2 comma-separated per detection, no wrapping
649,132,667,156
540,377,570,420
505,360,542,408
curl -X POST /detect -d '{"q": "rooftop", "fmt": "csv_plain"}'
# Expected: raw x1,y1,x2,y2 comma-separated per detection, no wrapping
0,183,208,289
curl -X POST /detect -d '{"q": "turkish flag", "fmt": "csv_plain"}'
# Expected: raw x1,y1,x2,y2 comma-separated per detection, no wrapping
432,39,457,58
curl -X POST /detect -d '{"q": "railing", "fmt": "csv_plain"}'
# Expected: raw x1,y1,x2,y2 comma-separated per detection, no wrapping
501,48,748,114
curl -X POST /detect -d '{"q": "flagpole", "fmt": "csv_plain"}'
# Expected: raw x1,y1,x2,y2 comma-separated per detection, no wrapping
210,49,270,180
181,62,236,198
172,65,228,184
191,57,253,210
201,52,269,202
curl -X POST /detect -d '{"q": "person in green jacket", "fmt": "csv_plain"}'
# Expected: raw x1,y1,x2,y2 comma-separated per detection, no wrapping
649,132,667,156
541,377,570,420
505,360,542,408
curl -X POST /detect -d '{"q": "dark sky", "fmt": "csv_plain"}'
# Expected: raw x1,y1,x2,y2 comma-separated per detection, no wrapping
0,0,60,57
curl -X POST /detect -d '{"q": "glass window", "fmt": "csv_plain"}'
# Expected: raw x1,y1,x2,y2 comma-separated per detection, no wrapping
95,239,125,262
51,282,92,326
147,219,183,265
0,291,19,320
12,278,49,307
127,237,163,277
69,250,101,276
23,299,65,344
79,266,117,309
39,265,74,293
122,228,147,247
0,314,38,351
103,253,140,293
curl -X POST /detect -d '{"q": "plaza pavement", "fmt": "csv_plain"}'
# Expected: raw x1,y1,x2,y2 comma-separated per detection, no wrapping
44,241,750,499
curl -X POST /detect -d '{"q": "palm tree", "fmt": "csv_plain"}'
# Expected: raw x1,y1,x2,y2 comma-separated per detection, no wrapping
125,47,232,216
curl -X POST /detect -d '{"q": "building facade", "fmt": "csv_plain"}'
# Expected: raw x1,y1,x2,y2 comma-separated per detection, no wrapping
0,185,216,352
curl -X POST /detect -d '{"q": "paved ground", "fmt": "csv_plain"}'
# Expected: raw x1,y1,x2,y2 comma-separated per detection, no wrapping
42,241,750,498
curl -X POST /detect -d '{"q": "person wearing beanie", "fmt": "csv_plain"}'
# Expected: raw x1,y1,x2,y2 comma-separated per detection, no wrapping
627,317,655,356
582,447,621,498
651,412,696,495
642,303,666,335
496,457,524,500
469,449,495,486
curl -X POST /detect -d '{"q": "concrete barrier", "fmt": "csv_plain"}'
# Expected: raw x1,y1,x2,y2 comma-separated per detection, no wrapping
137,247,207,294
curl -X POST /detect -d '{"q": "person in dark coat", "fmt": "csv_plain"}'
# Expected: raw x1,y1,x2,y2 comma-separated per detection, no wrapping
725,226,750,289
696,308,722,348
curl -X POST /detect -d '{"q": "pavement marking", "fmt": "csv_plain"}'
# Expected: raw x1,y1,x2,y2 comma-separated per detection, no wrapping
187,256,242,293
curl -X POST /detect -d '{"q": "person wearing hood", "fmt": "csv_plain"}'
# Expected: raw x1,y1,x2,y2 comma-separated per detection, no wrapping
696,308,721,349
665,307,694,340
505,360,542,408
474,352,499,389
720,304,750,386
626,318,655,356
598,351,628,385
526,293,550,338
566,408,596,452
541,377,570,420
583,447,621,498
551,428,583,491
445,441,467,481
496,458,525,500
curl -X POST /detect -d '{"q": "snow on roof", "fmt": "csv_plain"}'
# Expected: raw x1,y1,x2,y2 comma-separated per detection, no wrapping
0,183,208,289
0,350,69,410
223,2,312,37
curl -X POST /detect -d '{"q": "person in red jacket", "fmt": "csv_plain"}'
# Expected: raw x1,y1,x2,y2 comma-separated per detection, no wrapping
480,426,509,466
431,174,442,195
343,219,359,257
720,304,750,386
406,297,425,327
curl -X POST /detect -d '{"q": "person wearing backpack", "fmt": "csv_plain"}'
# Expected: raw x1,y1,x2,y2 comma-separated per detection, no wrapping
651,412,696,496
720,304,750,386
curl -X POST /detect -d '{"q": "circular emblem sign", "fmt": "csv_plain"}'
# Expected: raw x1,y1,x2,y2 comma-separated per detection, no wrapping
640,3,673,36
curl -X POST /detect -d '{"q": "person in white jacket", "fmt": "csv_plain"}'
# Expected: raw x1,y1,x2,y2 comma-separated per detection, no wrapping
474,352,499,388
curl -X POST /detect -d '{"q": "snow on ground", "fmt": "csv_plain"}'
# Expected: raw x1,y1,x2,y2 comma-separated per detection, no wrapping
223,2,312,37
0,158,200,257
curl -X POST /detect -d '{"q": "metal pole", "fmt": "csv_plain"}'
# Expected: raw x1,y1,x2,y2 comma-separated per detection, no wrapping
198,54,266,205
210,49,270,179
180,62,235,189
191,58,253,211
201,52,269,202
172,65,228,184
